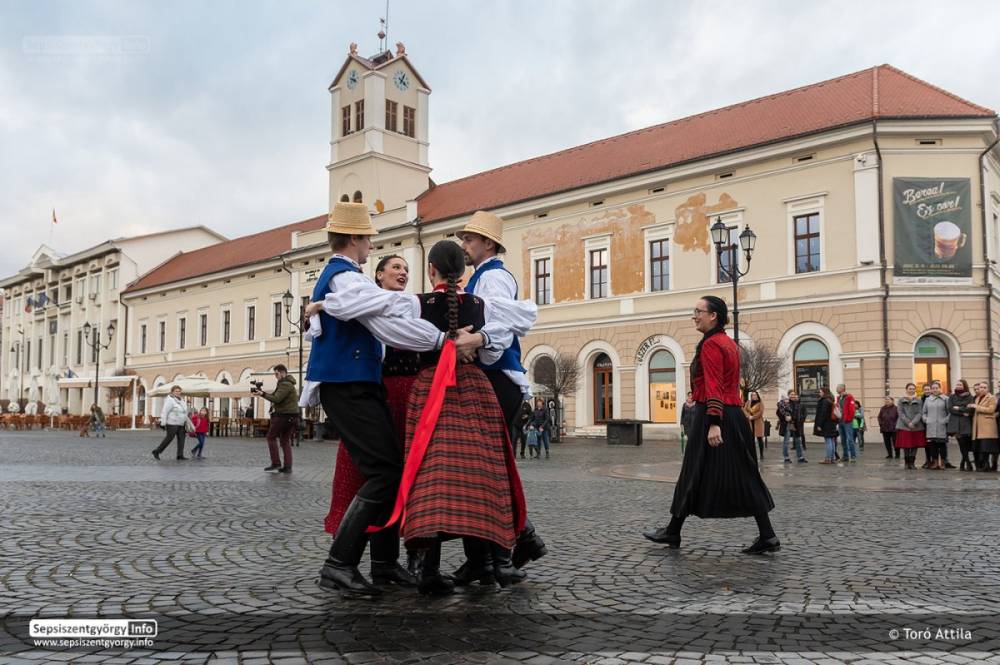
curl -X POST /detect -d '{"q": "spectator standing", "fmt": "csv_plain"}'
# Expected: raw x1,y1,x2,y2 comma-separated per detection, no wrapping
778,390,807,463
189,407,210,459
512,401,532,459
922,381,950,470
256,364,299,473
90,403,106,438
742,391,765,460
852,402,865,450
814,387,839,464
895,383,926,470
680,391,697,441
531,397,553,459
972,382,999,472
877,396,899,459
152,385,190,460
836,384,858,463
919,383,933,468
947,379,974,471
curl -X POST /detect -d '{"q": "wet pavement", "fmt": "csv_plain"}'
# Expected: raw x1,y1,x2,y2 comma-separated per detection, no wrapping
1,429,998,664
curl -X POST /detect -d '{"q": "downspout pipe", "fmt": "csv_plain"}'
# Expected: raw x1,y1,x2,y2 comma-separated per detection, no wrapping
978,120,999,387
873,120,890,396
413,217,425,291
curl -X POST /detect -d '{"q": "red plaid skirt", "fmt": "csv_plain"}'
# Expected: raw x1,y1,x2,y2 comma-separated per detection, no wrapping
401,364,523,549
323,375,415,534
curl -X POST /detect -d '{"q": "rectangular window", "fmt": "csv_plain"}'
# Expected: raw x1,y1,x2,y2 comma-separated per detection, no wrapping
89,274,100,295
36,338,42,369
716,226,738,283
793,213,821,274
534,257,551,305
62,332,68,365
140,324,147,354
178,318,186,350
385,100,398,132
402,106,416,138
247,306,256,341
300,295,309,320
62,284,72,301
49,335,55,365
223,310,231,343
341,105,351,135
158,321,165,352
107,269,118,290
355,99,365,131
199,314,207,346
75,331,81,364
589,248,608,299
26,340,31,370
273,302,282,337
649,239,670,292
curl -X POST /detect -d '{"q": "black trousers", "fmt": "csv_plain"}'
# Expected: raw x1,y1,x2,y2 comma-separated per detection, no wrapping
882,431,897,457
484,370,525,429
154,424,186,458
320,382,402,508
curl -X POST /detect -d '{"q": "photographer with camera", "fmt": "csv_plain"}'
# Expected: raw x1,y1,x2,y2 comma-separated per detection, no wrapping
253,364,299,473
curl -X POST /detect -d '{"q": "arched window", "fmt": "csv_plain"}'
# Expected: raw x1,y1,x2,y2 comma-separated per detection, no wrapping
914,335,950,394
339,194,350,202
648,350,677,423
353,190,363,203
533,355,556,392
793,339,829,415
220,378,231,418
593,353,613,424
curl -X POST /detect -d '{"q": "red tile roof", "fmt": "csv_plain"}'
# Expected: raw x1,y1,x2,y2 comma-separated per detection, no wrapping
416,65,995,224
124,214,326,292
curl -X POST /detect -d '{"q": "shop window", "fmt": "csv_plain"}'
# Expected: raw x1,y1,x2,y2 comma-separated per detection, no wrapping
648,350,677,423
914,335,950,394
793,339,829,416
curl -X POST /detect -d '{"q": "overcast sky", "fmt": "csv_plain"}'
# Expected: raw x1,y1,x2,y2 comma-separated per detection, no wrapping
1,0,999,277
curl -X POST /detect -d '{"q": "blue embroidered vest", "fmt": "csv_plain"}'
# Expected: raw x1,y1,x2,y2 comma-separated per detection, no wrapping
466,258,526,373
305,257,382,384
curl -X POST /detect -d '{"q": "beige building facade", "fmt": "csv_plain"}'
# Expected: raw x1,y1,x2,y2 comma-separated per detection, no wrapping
111,50,1000,438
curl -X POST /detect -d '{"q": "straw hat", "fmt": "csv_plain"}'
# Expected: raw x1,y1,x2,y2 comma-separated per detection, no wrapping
325,202,376,235
457,210,505,252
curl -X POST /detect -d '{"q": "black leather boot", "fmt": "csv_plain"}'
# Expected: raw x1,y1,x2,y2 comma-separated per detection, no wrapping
319,495,382,596
418,542,455,596
490,543,527,588
369,526,416,587
451,538,494,586
642,526,681,548
406,549,421,577
741,536,781,554
511,518,548,569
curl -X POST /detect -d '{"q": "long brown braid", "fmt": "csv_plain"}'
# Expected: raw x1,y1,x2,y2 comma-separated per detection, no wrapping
427,241,467,341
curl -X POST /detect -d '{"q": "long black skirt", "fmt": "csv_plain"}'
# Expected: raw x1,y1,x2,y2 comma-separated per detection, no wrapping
670,403,775,519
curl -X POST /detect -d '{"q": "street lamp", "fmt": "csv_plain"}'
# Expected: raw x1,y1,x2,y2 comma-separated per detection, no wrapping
10,324,24,409
711,218,757,345
282,289,304,446
82,321,115,409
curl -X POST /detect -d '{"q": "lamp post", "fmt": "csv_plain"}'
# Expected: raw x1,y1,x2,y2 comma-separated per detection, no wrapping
282,289,304,446
710,218,757,345
10,324,25,409
82,321,115,409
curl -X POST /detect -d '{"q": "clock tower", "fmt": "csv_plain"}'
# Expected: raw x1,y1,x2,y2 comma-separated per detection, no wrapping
327,42,431,219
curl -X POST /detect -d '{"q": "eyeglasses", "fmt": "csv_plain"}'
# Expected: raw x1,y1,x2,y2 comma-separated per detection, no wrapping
692,308,709,316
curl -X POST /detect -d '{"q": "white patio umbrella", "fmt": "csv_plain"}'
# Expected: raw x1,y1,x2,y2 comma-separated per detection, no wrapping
44,367,62,418
148,375,237,398
25,373,40,413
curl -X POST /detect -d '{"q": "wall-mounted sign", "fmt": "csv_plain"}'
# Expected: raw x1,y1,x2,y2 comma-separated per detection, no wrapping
893,177,972,283
635,335,665,365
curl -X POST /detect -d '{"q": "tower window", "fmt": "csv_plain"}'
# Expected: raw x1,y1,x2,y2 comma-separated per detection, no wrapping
341,105,351,135
385,100,398,132
403,106,416,138
353,191,363,203
339,194,349,202
355,99,365,131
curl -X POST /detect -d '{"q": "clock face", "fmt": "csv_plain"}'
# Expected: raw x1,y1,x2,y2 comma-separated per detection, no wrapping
393,70,410,91
346,70,359,90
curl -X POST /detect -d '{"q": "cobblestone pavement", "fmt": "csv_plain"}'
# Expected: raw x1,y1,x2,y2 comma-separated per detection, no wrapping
1,429,998,664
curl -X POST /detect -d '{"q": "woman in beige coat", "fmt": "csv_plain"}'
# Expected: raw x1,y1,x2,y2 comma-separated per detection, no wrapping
743,391,765,460
971,382,998,472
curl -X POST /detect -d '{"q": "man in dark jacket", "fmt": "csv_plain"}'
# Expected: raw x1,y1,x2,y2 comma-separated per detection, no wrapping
777,390,807,463
256,365,299,473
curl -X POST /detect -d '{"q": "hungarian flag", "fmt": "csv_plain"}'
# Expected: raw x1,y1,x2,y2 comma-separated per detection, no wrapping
52,209,58,224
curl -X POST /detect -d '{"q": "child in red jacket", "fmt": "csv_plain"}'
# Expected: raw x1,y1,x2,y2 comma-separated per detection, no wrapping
189,407,210,458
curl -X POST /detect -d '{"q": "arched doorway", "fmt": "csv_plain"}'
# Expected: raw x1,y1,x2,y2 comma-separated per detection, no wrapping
593,353,613,424
533,355,556,391
648,350,677,423
793,339,829,416
914,335,950,394
219,378,231,418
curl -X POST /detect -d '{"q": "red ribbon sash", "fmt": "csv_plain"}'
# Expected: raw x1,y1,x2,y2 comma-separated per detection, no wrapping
367,339,457,534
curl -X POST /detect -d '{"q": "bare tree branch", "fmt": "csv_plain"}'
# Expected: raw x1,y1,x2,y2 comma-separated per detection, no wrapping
739,340,786,398
534,353,581,403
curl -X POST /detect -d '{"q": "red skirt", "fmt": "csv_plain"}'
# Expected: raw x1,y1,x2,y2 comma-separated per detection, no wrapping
323,374,416,535
895,429,926,449
400,364,524,550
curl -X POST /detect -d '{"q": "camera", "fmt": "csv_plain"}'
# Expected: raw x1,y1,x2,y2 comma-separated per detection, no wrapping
250,380,264,394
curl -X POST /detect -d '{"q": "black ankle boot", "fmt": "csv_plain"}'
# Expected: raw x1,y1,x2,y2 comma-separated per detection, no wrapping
319,496,382,596
741,535,781,554
642,526,681,548
490,543,527,588
512,518,548,568
369,526,416,587
451,538,493,586
406,549,421,577
418,542,454,596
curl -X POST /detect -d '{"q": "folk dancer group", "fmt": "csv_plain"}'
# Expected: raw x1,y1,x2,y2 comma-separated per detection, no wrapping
304,203,545,596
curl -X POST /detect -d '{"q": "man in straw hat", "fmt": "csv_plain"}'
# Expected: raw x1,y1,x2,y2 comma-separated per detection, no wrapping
308,202,485,596
453,209,549,582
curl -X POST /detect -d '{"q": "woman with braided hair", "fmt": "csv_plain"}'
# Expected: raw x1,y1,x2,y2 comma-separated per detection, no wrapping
642,295,779,554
